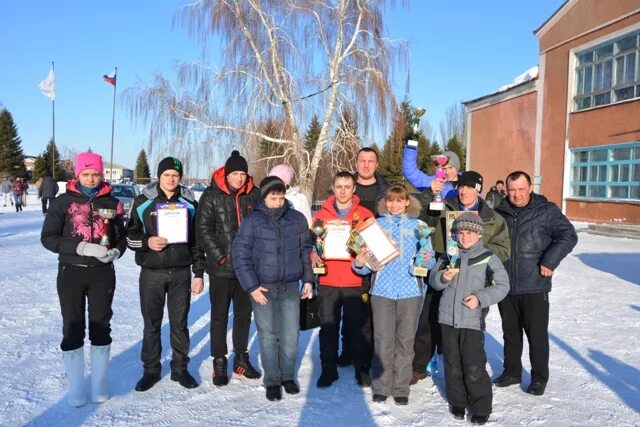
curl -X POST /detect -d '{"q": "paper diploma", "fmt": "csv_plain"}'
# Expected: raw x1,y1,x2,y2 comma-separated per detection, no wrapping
356,218,398,268
156,202,189,244
323,221,352,260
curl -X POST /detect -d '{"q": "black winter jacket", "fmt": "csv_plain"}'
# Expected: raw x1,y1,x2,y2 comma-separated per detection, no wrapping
126,183,205,277
354,172,389,216
495,193,577,295
232,202,313,294
39,176,58,199
41,181,127,266
195,167,260,278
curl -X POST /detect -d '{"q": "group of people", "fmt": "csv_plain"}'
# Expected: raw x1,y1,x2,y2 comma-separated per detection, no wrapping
40,139,577,425
1,173,59,214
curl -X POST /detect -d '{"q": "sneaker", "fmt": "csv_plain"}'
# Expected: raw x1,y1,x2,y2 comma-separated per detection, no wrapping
409,370,427,385
233,351,262,379
355,371,371,387
316,365,339,388
393,396,408,406
282,380,300,395
493,373,521,388
526,381,546,396
135,372,161,392
170,370,198,389
471,415,489,425
372,394,387,403
266,385,282,401
450,406,465,420
337,352,352,367
212,357,229,387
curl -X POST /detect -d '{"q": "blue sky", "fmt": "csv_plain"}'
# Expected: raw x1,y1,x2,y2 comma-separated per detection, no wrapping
0,1,562,178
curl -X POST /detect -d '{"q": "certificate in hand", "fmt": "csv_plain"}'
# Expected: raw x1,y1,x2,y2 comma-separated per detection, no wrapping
322,220,352,260
156,202,189,244
354,217,398,270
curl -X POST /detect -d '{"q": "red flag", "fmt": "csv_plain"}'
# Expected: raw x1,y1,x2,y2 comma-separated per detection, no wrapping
103,69,116,86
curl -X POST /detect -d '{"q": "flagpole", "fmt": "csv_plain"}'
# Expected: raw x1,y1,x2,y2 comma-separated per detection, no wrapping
51,61,56,178
109,67,117,183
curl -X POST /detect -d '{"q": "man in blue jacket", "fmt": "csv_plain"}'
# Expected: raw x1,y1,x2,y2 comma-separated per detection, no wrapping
493,171,577,396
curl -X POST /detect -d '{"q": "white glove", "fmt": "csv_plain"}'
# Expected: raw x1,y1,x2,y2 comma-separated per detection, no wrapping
97,249,120,264
76,242,108,258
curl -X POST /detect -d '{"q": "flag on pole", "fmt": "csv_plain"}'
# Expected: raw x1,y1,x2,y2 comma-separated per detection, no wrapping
103,69,116,86
38,66,55,100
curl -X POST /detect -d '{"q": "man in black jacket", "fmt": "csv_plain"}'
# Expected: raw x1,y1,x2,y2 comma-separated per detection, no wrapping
127,157,205,392
195,150,262,386
39,173,59,214
493,171,577,396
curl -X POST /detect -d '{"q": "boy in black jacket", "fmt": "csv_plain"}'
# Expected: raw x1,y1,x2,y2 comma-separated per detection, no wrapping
127,157,205,392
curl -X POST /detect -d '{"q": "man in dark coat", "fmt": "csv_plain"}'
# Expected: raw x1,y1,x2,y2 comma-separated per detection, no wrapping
493,171,577,396
127,157,205,392
195,150,262,386
485,180,506,209
39,173,59,214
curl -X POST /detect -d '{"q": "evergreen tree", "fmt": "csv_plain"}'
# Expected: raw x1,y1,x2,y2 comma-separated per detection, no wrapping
0,108,27,179
304,115,322,154
135,149,151,183
446,135,466,171
32,139,64,182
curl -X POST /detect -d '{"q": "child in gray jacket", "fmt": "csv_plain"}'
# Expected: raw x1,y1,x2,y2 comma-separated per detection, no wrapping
429,212,509,425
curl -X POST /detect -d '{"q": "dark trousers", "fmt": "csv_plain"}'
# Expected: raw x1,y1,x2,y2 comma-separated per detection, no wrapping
340,295,373,366
498,292,549,383
318,285,367,371
41,196,53,214
209,276,252,358
139,267,192,374
441,324,492,416
412,289,442,372
57,264,116,351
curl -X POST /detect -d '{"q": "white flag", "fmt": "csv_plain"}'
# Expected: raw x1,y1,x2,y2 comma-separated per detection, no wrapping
38,67,55,100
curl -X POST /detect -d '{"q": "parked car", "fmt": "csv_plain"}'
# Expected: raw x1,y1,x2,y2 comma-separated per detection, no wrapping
110,183,141,224
190,183,207,192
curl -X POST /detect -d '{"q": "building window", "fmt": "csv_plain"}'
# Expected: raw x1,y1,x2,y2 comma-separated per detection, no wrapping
570,142,640,201
574,31,640,111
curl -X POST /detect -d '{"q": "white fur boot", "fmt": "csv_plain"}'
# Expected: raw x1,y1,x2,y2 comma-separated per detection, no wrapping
90,344,111,403
62,347,87,407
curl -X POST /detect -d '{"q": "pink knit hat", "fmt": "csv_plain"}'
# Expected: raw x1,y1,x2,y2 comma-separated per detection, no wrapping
268,164,294,186
75,152,104,176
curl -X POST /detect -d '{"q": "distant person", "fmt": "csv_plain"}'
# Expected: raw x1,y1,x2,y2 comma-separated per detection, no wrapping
196,150,262,386
353,185,435,405
38,173,59,215
41,152,126,407
485,180,507,209
233,176,314,401
430,212,510,425
11,178,26,212
493,171,577,396
21,178,29,207
126,157,205,392
268,164,312,225
2,176,12,207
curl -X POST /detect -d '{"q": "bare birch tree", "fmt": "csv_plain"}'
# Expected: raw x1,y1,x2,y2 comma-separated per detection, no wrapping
124,0,406,199
439,102,467,147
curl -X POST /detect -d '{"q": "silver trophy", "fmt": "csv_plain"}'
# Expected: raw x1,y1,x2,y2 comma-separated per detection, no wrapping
97,208,116,247
411,107,426,134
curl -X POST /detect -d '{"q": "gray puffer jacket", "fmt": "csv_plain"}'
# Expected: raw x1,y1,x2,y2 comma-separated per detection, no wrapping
429,240,509,331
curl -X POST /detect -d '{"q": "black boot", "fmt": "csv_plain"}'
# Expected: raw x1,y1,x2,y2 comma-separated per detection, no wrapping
316,364,339,388
135,372,161,392
337,352,352,367
282,380,300,395
171,370,198,389
266,385,282,401
212,357,229,387
450,406,465,420
526,381,547,396
471,415,490,425
233,351,261,379
493,372,521,388
355,370,371,387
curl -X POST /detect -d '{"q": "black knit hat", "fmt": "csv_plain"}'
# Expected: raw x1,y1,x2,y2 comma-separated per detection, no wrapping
458,171,483,193
157,157,183,178
452,212,483,235
259,176,286,199
224,150,248,175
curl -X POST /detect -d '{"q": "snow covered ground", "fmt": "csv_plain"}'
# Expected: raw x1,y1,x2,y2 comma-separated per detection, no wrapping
0,195,638,426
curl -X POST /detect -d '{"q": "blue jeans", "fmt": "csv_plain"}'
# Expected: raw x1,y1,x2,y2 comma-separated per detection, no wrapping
251,284,301,387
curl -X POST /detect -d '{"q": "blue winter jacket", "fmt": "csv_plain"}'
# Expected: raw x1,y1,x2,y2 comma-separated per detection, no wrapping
352,196,436,300
233,201,314,294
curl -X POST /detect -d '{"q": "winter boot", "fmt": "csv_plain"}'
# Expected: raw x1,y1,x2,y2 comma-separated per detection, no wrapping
281,380,300,395
212,357,229,386
135,372,161,392
62,347,87,407
493,372,521,388
90,344,111,403
316,364,339,388
233,352,261,379
171,370,199,389
266,385,282,401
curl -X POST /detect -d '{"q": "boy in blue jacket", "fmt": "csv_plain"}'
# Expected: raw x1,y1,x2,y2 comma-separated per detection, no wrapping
232,176,313,402
429,212,509,425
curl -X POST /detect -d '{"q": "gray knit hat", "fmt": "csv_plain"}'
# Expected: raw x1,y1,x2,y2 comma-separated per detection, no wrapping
452,212,483,235
444,150,461,170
